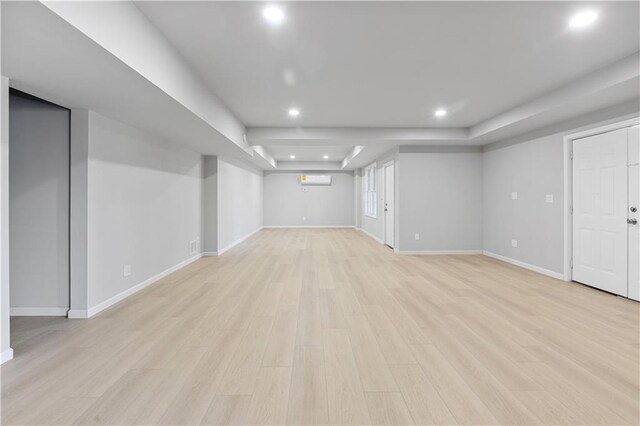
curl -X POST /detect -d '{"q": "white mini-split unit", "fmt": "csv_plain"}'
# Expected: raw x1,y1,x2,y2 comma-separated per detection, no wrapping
300,175,332,185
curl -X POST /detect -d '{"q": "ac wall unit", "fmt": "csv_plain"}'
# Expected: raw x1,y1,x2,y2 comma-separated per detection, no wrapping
301,175,332,185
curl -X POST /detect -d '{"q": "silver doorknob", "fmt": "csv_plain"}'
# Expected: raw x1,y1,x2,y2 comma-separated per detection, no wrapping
628,218,638,225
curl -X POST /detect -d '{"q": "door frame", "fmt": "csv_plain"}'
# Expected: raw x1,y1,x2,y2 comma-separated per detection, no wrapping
563,116,640,282
383,160,394,249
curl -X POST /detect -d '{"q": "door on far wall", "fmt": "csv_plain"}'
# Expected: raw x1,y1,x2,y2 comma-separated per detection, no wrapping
384,163,395,248
9,90,70,315
628,125,639,301
573,127,628,297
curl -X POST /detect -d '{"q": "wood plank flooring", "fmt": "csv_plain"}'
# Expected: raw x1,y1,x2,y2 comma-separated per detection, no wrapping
1,228,639,425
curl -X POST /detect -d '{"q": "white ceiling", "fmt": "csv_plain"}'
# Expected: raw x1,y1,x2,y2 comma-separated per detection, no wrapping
2,1,639,171
267,145,353,162
136,1,639,127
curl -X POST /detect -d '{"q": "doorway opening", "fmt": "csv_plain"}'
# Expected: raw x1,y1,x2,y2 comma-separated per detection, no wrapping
9,89,71,317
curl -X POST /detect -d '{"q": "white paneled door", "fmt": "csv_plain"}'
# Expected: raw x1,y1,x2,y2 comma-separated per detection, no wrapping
628,125,639,301
573,128,629,296
384,163,395,249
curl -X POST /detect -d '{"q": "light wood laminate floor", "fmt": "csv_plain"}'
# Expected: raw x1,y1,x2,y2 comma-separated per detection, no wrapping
2,228,639,425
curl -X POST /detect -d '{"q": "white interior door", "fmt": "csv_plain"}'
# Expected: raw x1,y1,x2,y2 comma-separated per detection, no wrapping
573,128,628,296
628,125,639,301
384,163,395,248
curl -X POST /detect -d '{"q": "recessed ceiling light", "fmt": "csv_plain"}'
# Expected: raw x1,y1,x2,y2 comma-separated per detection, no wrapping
323,155,329,159
263,6,285,24
290,155,296,159
569,10,598,29
288,108,300,117
434,108,447,117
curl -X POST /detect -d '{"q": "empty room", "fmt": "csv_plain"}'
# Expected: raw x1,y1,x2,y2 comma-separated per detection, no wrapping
0,1,639,425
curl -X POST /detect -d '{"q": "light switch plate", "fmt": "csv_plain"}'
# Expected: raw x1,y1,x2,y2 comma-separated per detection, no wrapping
511,239,518,248
545,194,554,203
511,192,518,200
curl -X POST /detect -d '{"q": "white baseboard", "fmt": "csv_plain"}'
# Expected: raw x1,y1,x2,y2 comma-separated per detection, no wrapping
67,309,89,319
217,226,264,256
396,250,483,255
72,253,203,319
202,251,218,257
482,251,564,280
356,227,384,244
10,307,69,317
1,348,14,364
263,225,355,229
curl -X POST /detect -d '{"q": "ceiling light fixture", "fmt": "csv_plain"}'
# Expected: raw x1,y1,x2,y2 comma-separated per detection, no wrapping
263,6,285,24
569,10,598,29
288,108,300,117
290,155,296,159
434,108,447,118
323,155,329,159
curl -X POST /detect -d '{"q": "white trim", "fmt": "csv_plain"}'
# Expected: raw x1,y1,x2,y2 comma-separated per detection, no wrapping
10,307,68,317
357,227,384,244
67,309,88,319
564,117,639,142
382,160,395,249
74,253,203,319
563,132,573,282
217,226,263,256
483,251,565,280
396,250,483,255
202,251,218,257
263,225,354,229
563,116,640,282
1,348,14,364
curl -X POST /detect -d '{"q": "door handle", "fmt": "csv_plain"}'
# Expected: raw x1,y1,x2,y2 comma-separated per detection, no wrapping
628,218,638,225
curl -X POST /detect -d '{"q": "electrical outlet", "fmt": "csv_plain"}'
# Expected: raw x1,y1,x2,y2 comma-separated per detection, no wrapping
415,233,420,241
123,264,132,277
189,240,198,256
302,216,306,221
511,192,518,200
511,239,518,248
545,194,554,203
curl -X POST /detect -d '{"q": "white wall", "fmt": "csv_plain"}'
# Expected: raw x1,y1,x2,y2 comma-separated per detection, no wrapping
398,147,483,252
264,171,354,227
70,109,89,313
483,107,640,275
483,135,564,272
217,157,263,253
86,112,202,309
202,155,218,254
